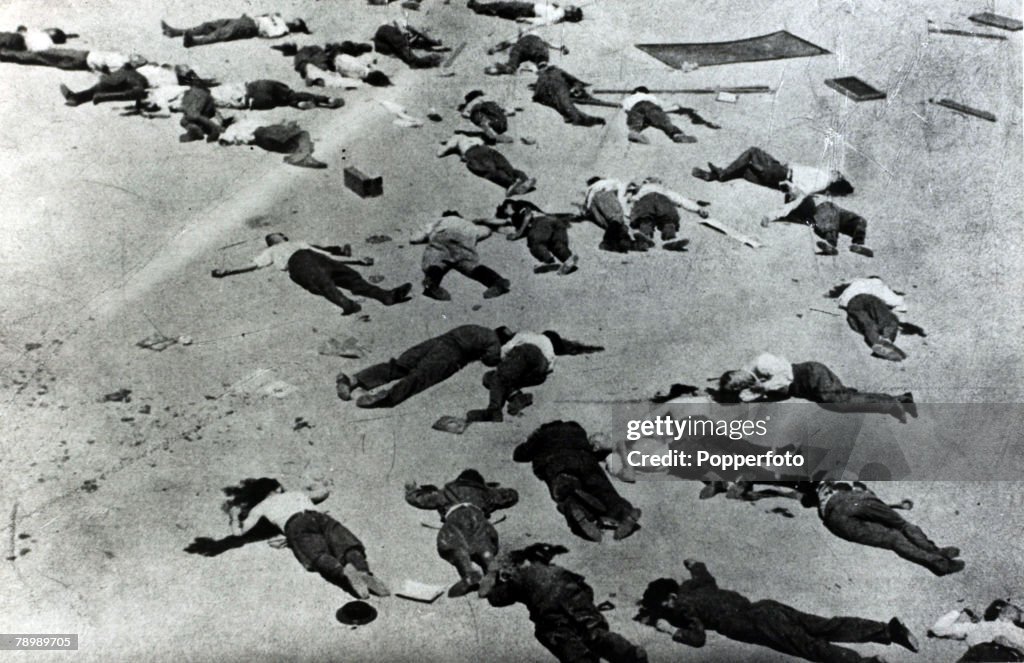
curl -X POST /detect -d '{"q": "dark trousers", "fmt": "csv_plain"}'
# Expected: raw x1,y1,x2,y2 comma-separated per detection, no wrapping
373,25,439,68
630,193,680,239
813,202,867,246
626,101,682,138
535,589,646,663
959,642,1024,662
245,80,333,110
485,344,549,411
716,146,789,188
527,217,572,264
287,249,392,311
790,362,901,410
533,73,603,126
437,506,498,580
354,338,468,407
721,600,893,663
846,294,899,347
822,490,961,575
179,87,220,137
550,466,635,523
0,47,89,69
71,68,148,104
469,101,509,134
284,511,368,588
469,0,535,20
507,34,549,68
185,17,259,43
464,145,525,188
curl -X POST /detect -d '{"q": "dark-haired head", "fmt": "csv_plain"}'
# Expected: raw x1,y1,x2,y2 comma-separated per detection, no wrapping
586,176,602,186
563,6,584,22
265,232,288,246
633,86,649,94
364,70,392,87
441,209,461,217
507,542,568,566
640,578,680,610
825,175,854,196
494,326,515,344
456,468,485,485
495,198,516,219
542,330,566,354
222,477,283,522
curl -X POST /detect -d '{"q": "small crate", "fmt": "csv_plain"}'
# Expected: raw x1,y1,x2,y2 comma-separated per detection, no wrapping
344,167,383,198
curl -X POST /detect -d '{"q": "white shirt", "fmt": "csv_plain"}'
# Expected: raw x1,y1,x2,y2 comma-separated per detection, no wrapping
239,491,317,533
253,241,337,270
211,82,248,109
930,610,1024,650
219,118,263,145
786,163,833,196
22,29,54,52
527,2,567,25
621,92,660,111
146,84,189,111
86,50,130,73
136,64,179,88
836,278,907,314
740,352,793,402
584,178,629,211
413,215,491,245
334,53,375,79
255,13,289,39
631,182,701,213
502,332,556,371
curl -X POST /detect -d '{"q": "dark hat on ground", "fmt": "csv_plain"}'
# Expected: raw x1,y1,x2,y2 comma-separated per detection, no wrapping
456,469,485,485
364,70,392,87
289,18,311,34
336,600,377,625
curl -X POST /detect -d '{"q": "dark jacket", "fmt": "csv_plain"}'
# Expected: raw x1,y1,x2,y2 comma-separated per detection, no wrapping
405,474,518,519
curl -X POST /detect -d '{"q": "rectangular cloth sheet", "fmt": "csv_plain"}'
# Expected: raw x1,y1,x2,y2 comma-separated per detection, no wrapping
969,12,1023,31
825,76,887,102
636,30,829,69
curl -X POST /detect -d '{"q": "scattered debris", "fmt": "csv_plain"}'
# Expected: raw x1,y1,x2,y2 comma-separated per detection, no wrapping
969,12,1023,31
293,417,312,431
444,41,467,68
432,415,468,435
767,507,794,518
809,307,840,317
662,239,690,252
138,405,151,414
929,98,996,122
520,136,537,145
825,77,886,102
137,333,179,352
318,336,370,359
367,274,386,284
427,109,443,122
716,91,738,103
24,342,42,351
396,580,446,603
229,369,297,399
337,600,378,626
344,166,383,198
365,234,392,244
928,25,1007,40
379,100,425,128
100,389,132,403
81,479,100,493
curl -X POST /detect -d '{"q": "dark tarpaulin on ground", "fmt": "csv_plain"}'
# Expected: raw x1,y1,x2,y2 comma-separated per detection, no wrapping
636,30,829,69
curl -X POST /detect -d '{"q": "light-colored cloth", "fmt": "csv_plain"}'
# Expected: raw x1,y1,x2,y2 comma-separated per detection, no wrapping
740,352,793,402
86,50,130,73
253,241,337,270
136,64,179,88
211,82,248,109
621,92,660,111
439,134,485,158
219,118,263,145
837,278,907,314
413,215,491,246
22,29,54,52
584,178,629,212
630,182,701,213
526,2,566,25
930,610,1024,651
255,13,289,39
334,53,375,79
502,331,556,370
786,163,833,196
307,64,363,89
239,491,317,533
146,84,189,111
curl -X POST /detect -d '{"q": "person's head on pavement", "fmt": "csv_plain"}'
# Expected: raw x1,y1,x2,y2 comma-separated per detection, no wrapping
265,232,288,246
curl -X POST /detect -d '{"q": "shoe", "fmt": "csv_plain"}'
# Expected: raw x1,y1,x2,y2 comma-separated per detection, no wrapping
613,512,640,540
632,234,656,250
423,284,451,301
342,565,370,599
899,392,917,419
888,618,919,653
356,391,390,408
59,84,79,106
558,254,579,275
448,578,479,598
386,283,413,305
942,559,966,575
325,98,345,109
340,301,362,316
671,133,697,144
871,341,906,362
506,391,533,415
307,77,325,87
482,279,510,299
534,262,561,274
179,126,205,143
691,167,713,181
336,373,354,401
850,244,874,257
465,408,503,423
661,225,678,241
699,481,727,499
364,574,390,597
284,154,328,169
627,130,649,144
160,20,175,36
565,501,603,542
662,239,690,252
940,546,961,559
816,240,839,256
183,33,195,48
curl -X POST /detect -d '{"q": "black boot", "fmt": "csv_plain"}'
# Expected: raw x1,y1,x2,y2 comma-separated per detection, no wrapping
468,266,510,298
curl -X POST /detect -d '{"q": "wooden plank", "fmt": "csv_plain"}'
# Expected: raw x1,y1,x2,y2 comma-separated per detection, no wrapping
825,76,886,102
969,12,1023,31
929,98,997,122
593,86,772,95
443,41,467,68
